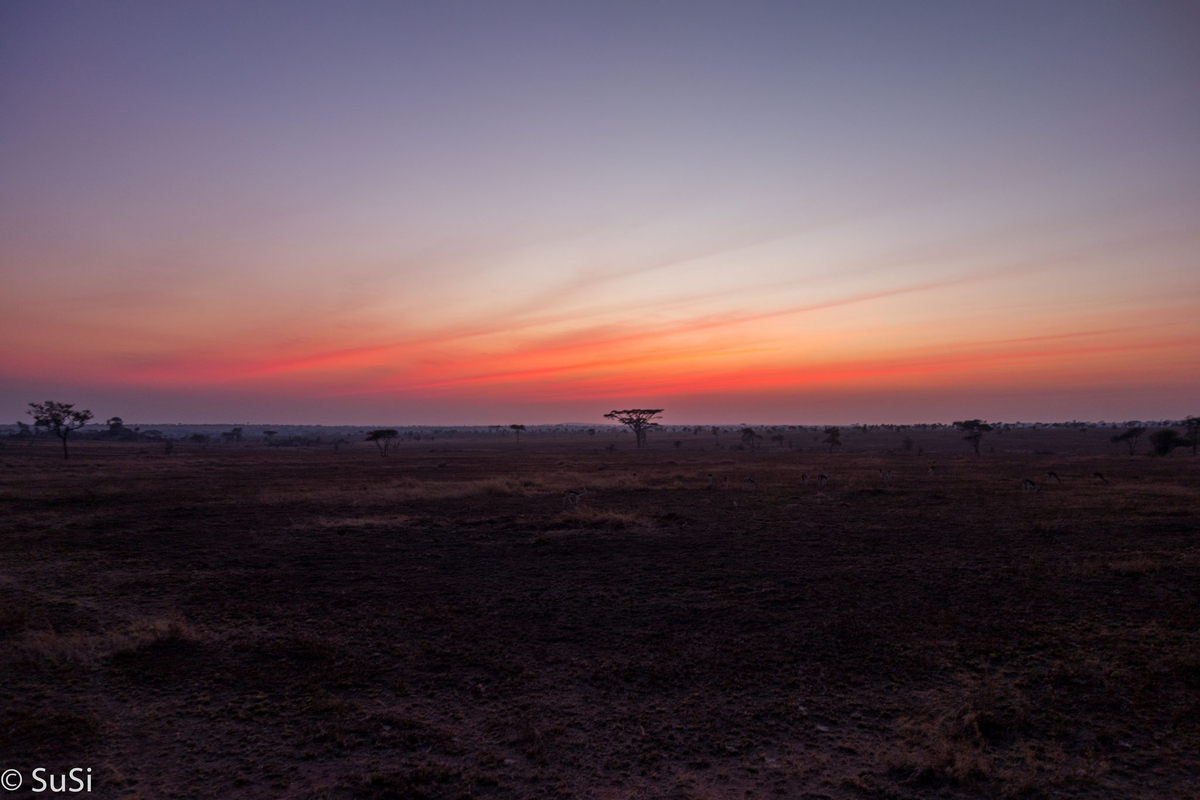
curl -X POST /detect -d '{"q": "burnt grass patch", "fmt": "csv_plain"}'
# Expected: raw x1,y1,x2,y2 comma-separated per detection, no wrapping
0,435,1198,798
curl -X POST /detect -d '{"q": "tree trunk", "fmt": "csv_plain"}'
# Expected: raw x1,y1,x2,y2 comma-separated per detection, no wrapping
61,433,69,459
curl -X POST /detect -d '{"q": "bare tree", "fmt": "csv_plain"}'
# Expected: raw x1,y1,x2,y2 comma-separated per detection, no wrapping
604,409,664,448
365,429,399,456
509,424,526,443
823,426,841,455
28,401,93,459
953,419,993,456
1111,427,1146,456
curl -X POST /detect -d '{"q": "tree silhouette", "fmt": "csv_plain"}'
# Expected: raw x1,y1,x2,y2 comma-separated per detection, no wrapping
823,426,841,455
771,434,785,448
1186,417,1199,457
1111,427,1146,456
365,429,398,456
1149,429,1192,457
509,424,526,443
263,430,278,445
604,409,663,448
740,427,759,449
954,419,993,455
28,401,93,459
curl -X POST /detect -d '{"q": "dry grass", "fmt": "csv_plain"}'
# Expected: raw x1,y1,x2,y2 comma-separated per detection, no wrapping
1,433,1197,799
6,612,198,667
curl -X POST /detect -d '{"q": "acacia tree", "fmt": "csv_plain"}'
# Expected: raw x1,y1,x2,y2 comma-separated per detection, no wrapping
509,424,526,443
1111,426,1147,456
365,429,398,456
604,409,663,448
954,419,994,456
823,426,841,455
740,427,759,449
28,401,93,459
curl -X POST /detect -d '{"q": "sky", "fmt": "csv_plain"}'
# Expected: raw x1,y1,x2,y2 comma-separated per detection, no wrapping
2,1,1198,425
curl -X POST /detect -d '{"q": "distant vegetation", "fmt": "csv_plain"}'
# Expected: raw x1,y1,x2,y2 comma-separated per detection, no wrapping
6,405,1199,462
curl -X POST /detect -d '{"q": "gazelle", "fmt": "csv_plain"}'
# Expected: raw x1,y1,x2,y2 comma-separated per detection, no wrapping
928,464,936,477
707,473,715,488
722,476,729,489
817,474,828,489
1092,471,1108,485
562,486,589,507
800,473,808,487
1046,471,1061,484
1021,478,1039,493
743,476,758,491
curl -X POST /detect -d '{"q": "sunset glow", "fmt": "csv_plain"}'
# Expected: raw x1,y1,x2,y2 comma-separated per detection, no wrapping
2,3,1198,424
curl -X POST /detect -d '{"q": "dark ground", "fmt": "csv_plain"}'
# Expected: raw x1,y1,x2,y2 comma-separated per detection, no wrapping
1,429,1198,798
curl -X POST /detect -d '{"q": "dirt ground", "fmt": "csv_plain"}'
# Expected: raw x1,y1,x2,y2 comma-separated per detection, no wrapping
1,429,1198,799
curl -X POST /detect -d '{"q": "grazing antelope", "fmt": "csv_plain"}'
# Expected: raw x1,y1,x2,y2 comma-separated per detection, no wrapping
1021,478,1039,493
1046,471,1061,485
817,474,828,489
1092,471,1108,485
562,486,589,507
743,476,758,491
801,473,808,487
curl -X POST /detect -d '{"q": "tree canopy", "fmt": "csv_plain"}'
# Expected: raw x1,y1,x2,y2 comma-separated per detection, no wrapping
365,429,399,456
953,419,994,455
28,400,93,459
1110,426,1147,456
604,409,663,448
1149,429,1192,457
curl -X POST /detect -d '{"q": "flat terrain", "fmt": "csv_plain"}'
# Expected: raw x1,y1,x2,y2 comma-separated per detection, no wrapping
1,430,1198,799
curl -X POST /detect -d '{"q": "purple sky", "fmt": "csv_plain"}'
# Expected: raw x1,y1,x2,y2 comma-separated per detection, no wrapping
2,2,1198,424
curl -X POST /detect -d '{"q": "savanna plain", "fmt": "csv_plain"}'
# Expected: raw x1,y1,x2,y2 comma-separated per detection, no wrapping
1,427,1197,799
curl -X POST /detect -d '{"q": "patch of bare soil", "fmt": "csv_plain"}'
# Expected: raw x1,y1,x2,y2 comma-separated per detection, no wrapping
1,434,1197,798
